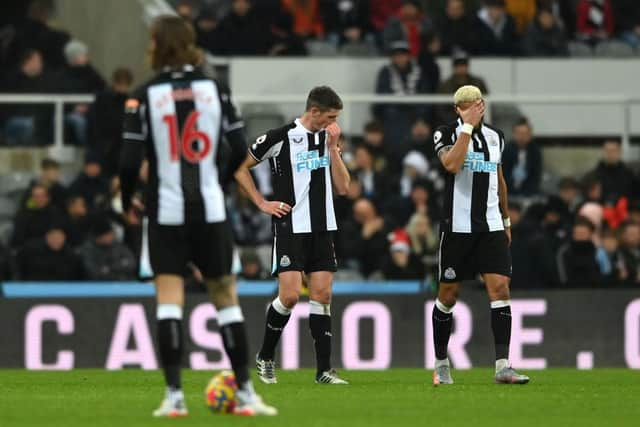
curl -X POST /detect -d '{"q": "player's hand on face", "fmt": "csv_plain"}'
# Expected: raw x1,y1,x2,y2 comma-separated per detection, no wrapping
326,122,341,151
459,100,484,127
259,200,291,218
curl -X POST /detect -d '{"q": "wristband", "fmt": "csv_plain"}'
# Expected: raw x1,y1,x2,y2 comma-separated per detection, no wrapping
503,217,511,228
461,123,474,135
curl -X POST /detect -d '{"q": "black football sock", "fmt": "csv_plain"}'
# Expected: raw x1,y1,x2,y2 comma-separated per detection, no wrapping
218,306,251,389
309,301,332,377
157,304,184,391
491,301,512,362
258,297,291,361
432,299,453,361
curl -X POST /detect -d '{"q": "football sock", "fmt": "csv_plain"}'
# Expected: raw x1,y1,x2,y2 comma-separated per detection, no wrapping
309,300,332,376
218,306,252,390
490,300,512,362
157,304,183,391
432,299,454,361
258,297,291,360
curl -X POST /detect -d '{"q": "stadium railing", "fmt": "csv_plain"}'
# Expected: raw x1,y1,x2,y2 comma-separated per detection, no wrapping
0,93,636,157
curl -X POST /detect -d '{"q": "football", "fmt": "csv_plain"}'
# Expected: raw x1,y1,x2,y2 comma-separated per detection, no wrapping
205,370,237,414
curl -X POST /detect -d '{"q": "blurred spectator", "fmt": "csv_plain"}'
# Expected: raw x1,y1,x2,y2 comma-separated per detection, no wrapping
477,0,519,56
507,201,540,287
602,227,624,285
228,185,272,245
628,200,640,224
55,39,106,146
194,8,219,49
581,173,603,204
323,0,372,47
1,49,53,145
239,249,268,280
578,201,604,245
11,184,62,249
374,40,433,143
361,121,388,171
176,0,197,21
387,178,440,228
80,218,136,281
369,0,403,43
399,151,429,197
576,0,614,47
617,221,640,286
21,158,68,209
62,195,91,248
505,0,536,34
350,198,389,277
383,228,424,279
436,51,489,123
522,7,569,56
68,153,110,211
538,0,576,34
389,118,434,174
7,0,70,69
417,34,441,92
613,0,640,49
587,139,635,206
502,117,542,197
281,0,324,39
88,67,133,176
269,9,308,56
406,211,438,276
556,216,609,287
353,144,388,203
16,224,83,281
557,177,582,214
210,0,273,55
437,0,484,55
383,0,434,57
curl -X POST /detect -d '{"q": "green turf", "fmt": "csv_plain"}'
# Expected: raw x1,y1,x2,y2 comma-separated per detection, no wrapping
1,369,639,427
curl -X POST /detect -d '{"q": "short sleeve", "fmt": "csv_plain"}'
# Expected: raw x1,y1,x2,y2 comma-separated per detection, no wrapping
433,125,454,157
122,96,147,143
248,130,283,162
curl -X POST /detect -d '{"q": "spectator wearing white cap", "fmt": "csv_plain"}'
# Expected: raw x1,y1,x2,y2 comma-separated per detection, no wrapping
53,39,106,145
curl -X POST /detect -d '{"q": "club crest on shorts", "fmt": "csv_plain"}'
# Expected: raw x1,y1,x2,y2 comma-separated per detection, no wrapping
280,255,291,267
444,267,456,280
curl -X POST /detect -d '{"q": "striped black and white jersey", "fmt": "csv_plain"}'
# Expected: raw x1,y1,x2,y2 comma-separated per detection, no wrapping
434,118,505,233
249,118,337,234
120,65,245,225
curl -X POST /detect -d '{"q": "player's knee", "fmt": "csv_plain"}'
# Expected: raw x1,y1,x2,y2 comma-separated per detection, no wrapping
279,293,299,309
491,278,511,300
438,287,458,307
309,288,331,305
206,275,236,306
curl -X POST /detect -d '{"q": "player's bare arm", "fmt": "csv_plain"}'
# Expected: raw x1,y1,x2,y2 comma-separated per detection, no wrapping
439,100,485,173
497,164,511,245
326,122,350,195
234,154,291,218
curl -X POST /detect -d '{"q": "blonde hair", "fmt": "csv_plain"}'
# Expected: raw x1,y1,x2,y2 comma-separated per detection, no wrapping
453,85,482,105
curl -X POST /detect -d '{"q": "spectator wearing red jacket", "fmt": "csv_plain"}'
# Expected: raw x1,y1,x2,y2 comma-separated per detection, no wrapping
576,0,614,46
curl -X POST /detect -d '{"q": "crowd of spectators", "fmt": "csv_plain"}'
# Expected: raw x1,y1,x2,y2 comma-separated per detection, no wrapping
1,0,639,290
172,0,640,58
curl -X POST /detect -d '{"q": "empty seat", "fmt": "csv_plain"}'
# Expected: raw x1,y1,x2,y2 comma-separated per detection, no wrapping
594,40,634,57
568,41,592,57
305,40,338,57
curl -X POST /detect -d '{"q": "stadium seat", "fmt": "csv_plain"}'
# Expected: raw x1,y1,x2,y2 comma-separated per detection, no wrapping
0,196,18,222
340,42,378,57
594,40,635,58
0,172,33,196
305,40,338,57
0,221,13,247
567,41,593,57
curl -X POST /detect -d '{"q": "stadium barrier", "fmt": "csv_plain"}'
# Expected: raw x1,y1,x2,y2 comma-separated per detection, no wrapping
1,282,639,370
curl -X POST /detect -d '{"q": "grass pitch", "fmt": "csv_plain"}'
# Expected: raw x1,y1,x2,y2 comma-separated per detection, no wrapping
1,369,638,427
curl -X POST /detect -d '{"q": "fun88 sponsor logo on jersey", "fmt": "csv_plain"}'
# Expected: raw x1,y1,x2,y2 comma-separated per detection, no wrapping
296,150,330,172
462,152,498,173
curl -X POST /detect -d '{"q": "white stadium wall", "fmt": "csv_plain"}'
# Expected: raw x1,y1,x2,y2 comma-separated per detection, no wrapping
229,58,640,138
